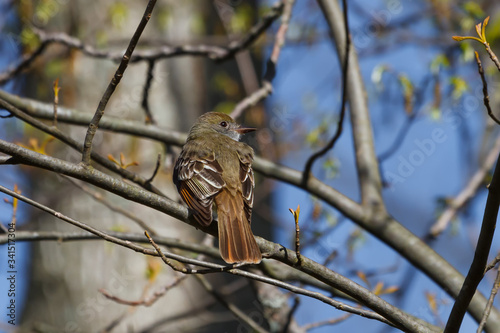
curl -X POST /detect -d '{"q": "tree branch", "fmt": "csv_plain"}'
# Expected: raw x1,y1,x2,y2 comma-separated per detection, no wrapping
0,4,283,86
230,0,295,119
302,0,350,185
475,52,500,125
430,135,500,237
81,0,158,165
444,151,500,332
1,89,498,328
477,268,500,333
0,142,439,332
0,97,166,196
316,0,384,210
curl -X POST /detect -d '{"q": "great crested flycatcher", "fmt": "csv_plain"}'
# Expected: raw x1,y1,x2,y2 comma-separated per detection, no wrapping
173,112,262,264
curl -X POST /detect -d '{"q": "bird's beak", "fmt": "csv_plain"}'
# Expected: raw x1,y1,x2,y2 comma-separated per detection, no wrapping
235,127,257,134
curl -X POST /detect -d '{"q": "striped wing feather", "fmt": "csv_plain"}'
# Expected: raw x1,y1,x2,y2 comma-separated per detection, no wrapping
173,152,225,226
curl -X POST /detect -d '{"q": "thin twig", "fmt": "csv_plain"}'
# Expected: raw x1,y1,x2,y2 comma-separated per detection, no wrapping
290,206,303,266
100,275,187,307
0,5,283,86
214,0,260,98
444,150,500,332
230,0,296,119
0,180,405,329
61,175,158,235
429,135,500,237
0,96,484,329
0,98,166,196
81,0,158,165
195,274,269,333
475,51,500,125
302,313,351,331
146,153,162,184
486,252,500,273
52,78,60,127
302,0,350,185
283,296,300,333
141,59,156,125
0,42,49,86
477,268,500,333
484,42,500,72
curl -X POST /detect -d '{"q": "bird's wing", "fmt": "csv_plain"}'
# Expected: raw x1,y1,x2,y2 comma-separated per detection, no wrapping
173,151,225,226
238,149,255,224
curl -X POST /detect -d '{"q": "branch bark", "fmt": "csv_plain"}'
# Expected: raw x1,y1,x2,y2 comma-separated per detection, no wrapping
1,88,499,329
0,140,439,332
444,153,500,332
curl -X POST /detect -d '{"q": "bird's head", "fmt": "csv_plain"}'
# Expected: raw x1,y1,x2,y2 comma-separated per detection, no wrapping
189,112,256,141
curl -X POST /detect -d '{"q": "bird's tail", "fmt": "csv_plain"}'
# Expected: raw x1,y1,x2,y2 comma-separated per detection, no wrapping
215,189,262,264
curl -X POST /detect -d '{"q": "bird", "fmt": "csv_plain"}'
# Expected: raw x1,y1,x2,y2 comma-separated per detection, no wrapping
173,112,262,264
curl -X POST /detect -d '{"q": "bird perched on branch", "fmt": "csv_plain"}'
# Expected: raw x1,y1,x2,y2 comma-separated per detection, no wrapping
173,112,262,264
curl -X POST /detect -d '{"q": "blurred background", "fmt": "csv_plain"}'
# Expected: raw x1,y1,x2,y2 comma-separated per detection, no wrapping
1,0,500,332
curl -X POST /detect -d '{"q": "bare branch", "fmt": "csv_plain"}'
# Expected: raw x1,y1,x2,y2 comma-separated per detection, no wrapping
0,4,283,87
0,97,166,196
430,135,500,237
486,253,500,273
316,0,384,209
1,89,497,327
477,268,500,333
475,52,500,125
100,275,187,307
483,42,500,72
61,175,158,235
0,42,49,85
302,0,350,185
302,313,352,331
81,0,158,165
195,274,269,333
146,153,162,184
230,0,296,119
141,59,157,125
444,150,500,332
0,143,438,332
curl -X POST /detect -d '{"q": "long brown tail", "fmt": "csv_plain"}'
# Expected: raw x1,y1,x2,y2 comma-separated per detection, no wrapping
215,189,262,264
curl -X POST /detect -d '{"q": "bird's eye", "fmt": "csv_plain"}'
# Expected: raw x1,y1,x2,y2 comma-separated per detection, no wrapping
220,121,228,127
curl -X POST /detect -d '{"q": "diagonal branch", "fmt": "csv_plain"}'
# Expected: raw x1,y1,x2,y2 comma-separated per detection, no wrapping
0,97,166,196
444,150,500,332
81,0,158,165
430,135,500,237
316,0,384,210
230,0,295,119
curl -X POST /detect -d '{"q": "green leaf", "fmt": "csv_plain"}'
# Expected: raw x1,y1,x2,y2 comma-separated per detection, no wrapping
430,54,449,74
371,65,389,90
486,15,500,43
429,107,442,121
462,2,484,19
323,157,339,179
449,76,469,100
230,4,254,33
459,42,475,62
